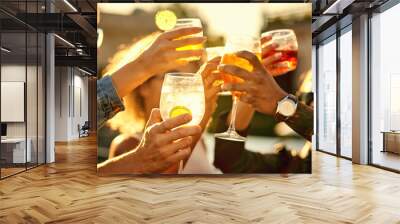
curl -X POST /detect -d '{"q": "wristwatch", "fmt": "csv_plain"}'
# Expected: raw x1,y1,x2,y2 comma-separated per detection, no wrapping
275,94,298,121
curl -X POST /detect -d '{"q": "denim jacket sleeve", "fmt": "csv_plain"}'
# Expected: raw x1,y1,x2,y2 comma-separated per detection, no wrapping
97,76,125,128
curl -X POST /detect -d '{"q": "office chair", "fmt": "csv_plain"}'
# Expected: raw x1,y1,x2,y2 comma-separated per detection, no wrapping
78,121,90,138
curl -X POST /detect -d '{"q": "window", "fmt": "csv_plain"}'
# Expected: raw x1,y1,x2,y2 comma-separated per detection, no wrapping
317,36,337,154
339,27,352,158
370,3,400,171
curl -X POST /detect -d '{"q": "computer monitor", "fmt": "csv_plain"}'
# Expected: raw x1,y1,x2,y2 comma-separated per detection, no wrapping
1,123,7,137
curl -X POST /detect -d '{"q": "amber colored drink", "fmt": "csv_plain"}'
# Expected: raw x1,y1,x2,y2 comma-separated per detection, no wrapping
221,52,261,96
176,36,203,61
176,37,203,51
173,18,203,61
215,36,260,142
263,49,297,76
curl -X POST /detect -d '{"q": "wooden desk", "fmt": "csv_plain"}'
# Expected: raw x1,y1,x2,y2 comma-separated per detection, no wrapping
1,138,31,164
382,131,400,154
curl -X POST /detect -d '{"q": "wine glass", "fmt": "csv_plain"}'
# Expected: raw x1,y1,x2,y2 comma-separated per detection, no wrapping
206,46,228,95
261,29,298,76
159,72,205,172
215,36,261,142
174,18,204,61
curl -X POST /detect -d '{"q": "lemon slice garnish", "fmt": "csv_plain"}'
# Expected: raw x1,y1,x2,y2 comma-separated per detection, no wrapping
169,106,191,118
155,10,177,31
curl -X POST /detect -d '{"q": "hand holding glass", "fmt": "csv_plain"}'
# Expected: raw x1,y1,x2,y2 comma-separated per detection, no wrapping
215,36,261,141
174,18,204,61
160,72,205,172
261,29,298,76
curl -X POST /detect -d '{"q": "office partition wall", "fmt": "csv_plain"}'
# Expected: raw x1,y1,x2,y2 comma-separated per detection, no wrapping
0,1,46,179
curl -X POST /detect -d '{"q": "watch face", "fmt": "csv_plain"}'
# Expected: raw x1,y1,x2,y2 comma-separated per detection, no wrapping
279,100,297,117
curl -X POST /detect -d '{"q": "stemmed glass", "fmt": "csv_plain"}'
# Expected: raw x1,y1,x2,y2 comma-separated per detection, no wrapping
215,36,261,141
174,18,204,61
206,46,228,94
261,29,298,76
160,72,205,172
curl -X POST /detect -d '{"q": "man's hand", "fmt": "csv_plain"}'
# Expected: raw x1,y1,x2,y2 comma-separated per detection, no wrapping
218,50,287,116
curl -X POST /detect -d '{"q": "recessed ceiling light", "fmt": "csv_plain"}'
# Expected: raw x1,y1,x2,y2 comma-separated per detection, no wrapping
1,47,11,53
63,0,78,12
54,34,75,48
77,67,93,76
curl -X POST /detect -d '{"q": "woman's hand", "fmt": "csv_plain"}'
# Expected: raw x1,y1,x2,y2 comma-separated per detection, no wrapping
97,108,201,175
112,27,206,99
139,27,207,76
218,51,287,116
260,34,290,77
199,56,222,128
134,108,201,173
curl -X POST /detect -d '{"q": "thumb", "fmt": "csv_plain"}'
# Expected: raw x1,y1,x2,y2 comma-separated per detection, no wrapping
145,108,162,129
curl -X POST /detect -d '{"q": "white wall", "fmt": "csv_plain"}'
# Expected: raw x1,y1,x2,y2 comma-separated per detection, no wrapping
55,67,69,141
1,65,28,138
54,67,89,141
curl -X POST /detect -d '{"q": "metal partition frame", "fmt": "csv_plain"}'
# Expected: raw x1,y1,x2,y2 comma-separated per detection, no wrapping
0,1,47,180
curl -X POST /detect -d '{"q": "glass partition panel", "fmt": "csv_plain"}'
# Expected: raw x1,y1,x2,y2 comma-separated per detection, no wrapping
0,0,46,179
339,28,352,158
38,32,45,165
27,30,38,169
1,30,27,177
317,36,337,154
